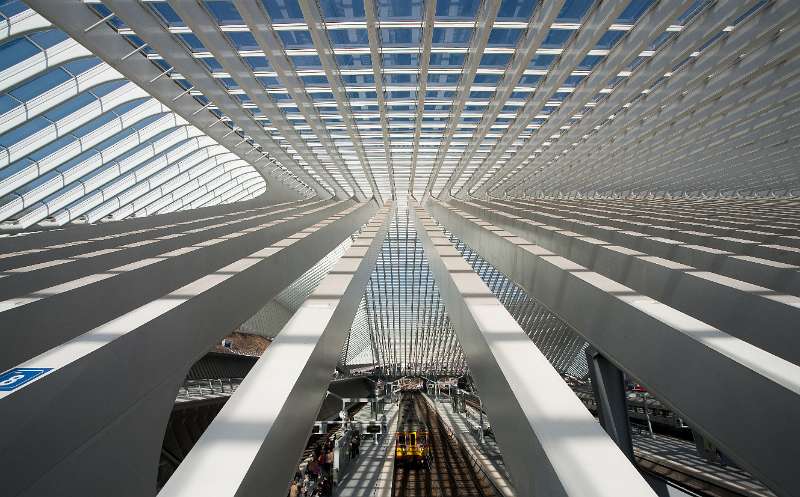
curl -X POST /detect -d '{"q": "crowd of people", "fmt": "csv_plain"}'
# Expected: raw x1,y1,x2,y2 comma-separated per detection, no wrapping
288,433,361,497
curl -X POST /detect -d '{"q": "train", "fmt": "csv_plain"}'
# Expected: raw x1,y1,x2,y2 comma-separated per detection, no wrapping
395,394,431,467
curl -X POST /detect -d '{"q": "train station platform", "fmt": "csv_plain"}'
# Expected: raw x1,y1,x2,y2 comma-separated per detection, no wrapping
334,404,399,497
633,433,776,497
423,394,517,497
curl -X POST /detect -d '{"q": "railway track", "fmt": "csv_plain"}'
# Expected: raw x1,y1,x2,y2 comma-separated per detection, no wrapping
636,453,776,497
392,393,501,497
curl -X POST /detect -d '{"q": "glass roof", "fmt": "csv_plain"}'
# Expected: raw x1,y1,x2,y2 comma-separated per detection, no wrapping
3,0,799,221
0,0,317,230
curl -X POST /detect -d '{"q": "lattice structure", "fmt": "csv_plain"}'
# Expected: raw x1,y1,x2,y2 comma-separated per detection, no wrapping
452,235,589,377
351,197,467,376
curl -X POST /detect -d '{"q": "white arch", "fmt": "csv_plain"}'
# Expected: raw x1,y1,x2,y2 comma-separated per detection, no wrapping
166,173,261,214
0,62,123,135
0,38,92,93
155,164,256,215
10,128,211,228
0,112,183,223
0,82,148,167
92,145,238,223
43,132,214,226
0,99,175,198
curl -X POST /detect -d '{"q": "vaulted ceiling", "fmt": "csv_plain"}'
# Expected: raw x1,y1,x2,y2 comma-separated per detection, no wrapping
3,0,797,234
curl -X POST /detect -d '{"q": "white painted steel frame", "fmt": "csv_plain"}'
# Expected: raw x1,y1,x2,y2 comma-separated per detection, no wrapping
414,201,655,497
428,198,800,497
159,202,391,497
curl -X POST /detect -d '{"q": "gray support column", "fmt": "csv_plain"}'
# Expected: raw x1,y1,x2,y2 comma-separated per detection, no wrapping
585,347,634,461
159,203,393,497
412,203,655,497
0,200,377,497
427,199,800,497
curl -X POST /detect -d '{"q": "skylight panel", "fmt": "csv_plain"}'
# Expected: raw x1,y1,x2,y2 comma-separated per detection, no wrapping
497,0,537,21
436,0,481,19
377,0,423,20
432,26,472,46
203,1,244,25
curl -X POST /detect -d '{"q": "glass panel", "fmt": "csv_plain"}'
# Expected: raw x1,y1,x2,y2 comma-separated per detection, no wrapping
177,33,206,51
9,68,71,102
0,38,40,72
329,28,369,47
322,0,366,20
542,29,572,49
337,54,372,67
381,28,421,46
556,0,593,23
292,55,323,68
0,1,29,18
203,1,244,24
480,53,511,67
278,30,314,48
618,0,655,23
381,53,419,67
261,0,304,22
436,0,480,19
432,27,471,46
430,53,465,66
488,28,521,47
497,0,536,21
377,0,423,20
28,29,69,49
227,32,260,51
150,3,184,27
596,30,626,49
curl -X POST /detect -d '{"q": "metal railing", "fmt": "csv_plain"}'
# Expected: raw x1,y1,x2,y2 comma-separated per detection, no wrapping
175,377,243,400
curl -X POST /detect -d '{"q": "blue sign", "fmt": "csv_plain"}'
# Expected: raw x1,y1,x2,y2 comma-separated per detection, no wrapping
0,368,52,391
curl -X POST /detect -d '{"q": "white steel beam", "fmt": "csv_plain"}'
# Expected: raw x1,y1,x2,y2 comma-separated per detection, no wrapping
473,0,692,196
429,199,800,497
363,0,398,197
0,111,183,223
510,1,799,196
85,147,233,223
232,0,364,200
0,38,91,93
0,82,149,168
413,202,655,497
298,0,382,202
423,0,500,196
442,0,565,196
159,202,392,497
40,131,215,226
461,0,629,197
0,200,371,497
167,0,356,201
0,62,124,136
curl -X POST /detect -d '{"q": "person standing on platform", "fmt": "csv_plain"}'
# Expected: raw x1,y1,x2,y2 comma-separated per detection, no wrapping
325,448,334,475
